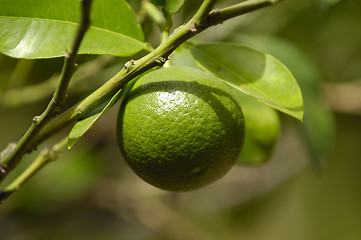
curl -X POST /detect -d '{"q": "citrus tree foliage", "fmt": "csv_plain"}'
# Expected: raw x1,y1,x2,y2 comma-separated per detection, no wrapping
0,0,150,58
0,0,336,201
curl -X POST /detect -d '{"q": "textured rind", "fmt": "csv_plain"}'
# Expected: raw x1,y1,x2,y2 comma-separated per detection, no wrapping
117,67,245,191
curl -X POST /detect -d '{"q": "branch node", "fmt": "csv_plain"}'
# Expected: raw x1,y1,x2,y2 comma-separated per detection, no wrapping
0,164,7,174
156,57,168,65
125,59,136,68
32,116,40,123
208,8,221,22
190,21,198,32
125,59,137,72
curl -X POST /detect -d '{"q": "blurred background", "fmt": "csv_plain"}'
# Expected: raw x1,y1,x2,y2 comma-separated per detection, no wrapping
1,0,361,239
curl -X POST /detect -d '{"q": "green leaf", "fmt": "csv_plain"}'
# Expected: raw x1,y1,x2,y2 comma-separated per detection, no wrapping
165,0,186,14
233,34,336,169
190,42,304,120
0,0,151,59
232,90,280,165
68,88,123,149
168,45,286,169
169,45,201,69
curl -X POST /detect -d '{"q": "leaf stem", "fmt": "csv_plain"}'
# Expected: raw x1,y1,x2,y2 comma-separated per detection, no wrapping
0,137,68,202
0,0,93,183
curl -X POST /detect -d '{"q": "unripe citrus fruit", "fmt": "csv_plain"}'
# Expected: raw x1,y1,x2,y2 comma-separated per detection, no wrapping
117,66,245,191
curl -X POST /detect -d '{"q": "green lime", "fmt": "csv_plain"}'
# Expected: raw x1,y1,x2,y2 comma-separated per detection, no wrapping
117,67,245,191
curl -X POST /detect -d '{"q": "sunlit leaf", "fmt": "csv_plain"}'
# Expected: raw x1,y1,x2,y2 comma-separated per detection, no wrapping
68,88,123,149
233,34,336,168
169,45,280,164
232,90,280,165
0,0,151,59
190,42,303,120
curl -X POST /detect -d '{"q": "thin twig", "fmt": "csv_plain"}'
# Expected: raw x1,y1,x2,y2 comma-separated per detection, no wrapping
192,0,218,29
54,0,92,106
0,0,93,183
0,138,68,202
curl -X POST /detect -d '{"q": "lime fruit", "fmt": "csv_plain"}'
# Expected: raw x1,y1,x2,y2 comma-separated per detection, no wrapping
117,67,245,191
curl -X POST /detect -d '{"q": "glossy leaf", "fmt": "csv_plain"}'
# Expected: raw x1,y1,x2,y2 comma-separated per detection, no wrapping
232,90,280,165
170,45,280,164
0,0,151,59
234,34,336,168
68,88,123,149
190,42,303,120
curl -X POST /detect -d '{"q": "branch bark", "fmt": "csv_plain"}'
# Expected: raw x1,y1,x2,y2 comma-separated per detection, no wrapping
192,0,218,29
0,0,93,183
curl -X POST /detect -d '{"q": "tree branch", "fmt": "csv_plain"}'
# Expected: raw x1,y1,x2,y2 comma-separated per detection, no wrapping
30,0,282,147
206,0,281,24
0,0,93,183
0,0,282,186
0,137,68,202
192,0,218,29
